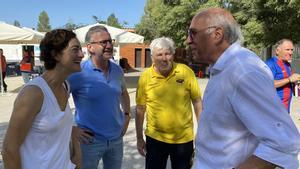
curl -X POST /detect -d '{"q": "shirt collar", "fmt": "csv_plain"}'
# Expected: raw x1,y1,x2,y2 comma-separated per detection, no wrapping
85,59,94,69
86,58,111,72
274,56,290,65
151,62,179,78
210,42,241,74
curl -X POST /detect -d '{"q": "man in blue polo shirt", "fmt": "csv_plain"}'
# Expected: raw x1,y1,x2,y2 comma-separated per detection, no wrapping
68,25,131,169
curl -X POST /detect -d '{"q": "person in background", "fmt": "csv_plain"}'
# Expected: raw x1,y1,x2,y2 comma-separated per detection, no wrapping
0,48,7,92
2,29,84,169
187,7,300,169
68,25,131,169
20,50,32,83
135,37,202,169
266,39,300,113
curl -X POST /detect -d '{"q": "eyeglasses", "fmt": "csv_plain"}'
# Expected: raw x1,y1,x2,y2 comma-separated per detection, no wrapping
89,39,113,46
188,26,217,40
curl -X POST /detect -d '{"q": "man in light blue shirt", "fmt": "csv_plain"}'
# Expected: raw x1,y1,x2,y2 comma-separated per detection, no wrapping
187,7,300,169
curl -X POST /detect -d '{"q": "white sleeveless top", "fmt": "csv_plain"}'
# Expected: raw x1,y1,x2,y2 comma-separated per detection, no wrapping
20,77,76,169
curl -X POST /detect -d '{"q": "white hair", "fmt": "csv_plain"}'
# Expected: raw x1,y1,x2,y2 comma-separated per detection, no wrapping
150,37,175,55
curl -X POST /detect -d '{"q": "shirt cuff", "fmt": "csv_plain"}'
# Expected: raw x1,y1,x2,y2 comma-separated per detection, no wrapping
254,143,299,169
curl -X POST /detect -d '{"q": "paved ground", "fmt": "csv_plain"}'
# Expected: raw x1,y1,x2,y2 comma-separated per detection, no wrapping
0,69,299,168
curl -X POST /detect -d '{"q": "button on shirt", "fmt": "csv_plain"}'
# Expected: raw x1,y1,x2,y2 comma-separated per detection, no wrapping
195,43,300,169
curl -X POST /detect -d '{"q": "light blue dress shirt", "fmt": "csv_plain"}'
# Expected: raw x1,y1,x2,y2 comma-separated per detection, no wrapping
195,43,300,169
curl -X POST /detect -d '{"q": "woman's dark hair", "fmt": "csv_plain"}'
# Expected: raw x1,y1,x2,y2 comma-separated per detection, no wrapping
40,29,76,70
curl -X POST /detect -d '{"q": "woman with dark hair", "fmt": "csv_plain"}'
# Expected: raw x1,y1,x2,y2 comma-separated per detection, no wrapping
2,29,84,169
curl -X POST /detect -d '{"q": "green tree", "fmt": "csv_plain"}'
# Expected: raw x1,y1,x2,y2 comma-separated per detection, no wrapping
92,15,106,24
63,19,86,30
122,21,129,28
62,20,86,30
13,20,21,27
107,13,122,28
163,0,180,5
37,11,51,32
135,0,160,43
137,0,300,54
136,0,222,46
63,19,79,30
227,0,300,54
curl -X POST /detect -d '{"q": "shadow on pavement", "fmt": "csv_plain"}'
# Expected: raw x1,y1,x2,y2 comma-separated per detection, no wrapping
126,68,140,73
0,122,9,169
10,86,23,93
125,76,139,89
123,126,145,169
122,106,145,169
0,122,9,151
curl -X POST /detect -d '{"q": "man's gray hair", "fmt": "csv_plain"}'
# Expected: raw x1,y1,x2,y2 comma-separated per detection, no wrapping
275,39,293,49
201,9,244,44
85,25,109,43
150,37,175,55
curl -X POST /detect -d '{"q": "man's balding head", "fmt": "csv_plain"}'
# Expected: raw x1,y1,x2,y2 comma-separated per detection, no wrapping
193,7,242,44
187,7,244,64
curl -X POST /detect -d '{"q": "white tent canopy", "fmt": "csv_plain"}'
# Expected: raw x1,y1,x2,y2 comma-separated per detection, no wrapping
22,27,45,37
74,23,144,44
0,22,43,44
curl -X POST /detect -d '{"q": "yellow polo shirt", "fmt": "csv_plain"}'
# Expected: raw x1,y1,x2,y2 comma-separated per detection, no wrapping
136,63,201,143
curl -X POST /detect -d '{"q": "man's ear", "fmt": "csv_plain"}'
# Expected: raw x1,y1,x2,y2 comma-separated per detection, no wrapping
275,47,280,56
86,43,91,50
86,43,93,54
213,27,224,45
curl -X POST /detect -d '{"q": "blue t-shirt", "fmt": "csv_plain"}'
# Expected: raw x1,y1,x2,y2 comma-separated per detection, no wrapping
68,59,125,140
265,56,292,112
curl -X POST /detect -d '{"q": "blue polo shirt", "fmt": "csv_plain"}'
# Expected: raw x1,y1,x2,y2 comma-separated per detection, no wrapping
68,59,125,140
265,56,292,112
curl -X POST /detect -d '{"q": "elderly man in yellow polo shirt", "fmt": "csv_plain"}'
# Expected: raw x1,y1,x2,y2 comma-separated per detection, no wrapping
135,37,202,169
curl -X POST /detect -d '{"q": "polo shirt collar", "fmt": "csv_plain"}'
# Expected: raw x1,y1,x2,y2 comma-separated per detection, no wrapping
151,62,179,78
273,56,281,64
85,59,94,70
86,58,111,72
274,56,290,66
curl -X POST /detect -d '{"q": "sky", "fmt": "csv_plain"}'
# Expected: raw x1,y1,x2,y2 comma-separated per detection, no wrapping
0,0,147,29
